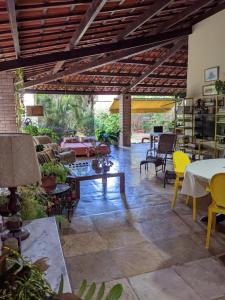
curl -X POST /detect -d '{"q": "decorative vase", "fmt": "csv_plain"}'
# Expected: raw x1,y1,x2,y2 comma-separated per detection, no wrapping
41,176,57,192
91,159,99,169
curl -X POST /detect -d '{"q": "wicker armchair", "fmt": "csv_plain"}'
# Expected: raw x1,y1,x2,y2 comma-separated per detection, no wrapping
34,136,76,164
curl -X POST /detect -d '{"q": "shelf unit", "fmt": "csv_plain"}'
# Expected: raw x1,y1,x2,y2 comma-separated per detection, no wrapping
193,96,216,158
175,97,194,140
174,96,225,158
215,94,225,156
175,98,194,153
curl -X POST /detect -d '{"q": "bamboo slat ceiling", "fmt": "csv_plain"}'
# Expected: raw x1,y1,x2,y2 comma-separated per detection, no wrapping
1,0,225,95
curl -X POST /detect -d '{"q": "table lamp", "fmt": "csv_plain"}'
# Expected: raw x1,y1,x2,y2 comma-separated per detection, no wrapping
0,133,41,249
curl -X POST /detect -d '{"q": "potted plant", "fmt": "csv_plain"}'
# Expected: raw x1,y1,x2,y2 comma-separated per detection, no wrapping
215,80,225,94
41,162,69,192
0,241,123,300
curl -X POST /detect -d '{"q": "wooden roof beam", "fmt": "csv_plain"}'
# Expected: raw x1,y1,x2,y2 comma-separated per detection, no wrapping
6,0,20,58
81,0,173,79
0,28,190,72
0,27,190,73
155,0,214,33
53,0,107,74
116,0,173,41
24,89,175,96
82,71,186,80
49,81,186,89
16,1,91,12
121,59,187,68
125,38,187,92
22,27,191,88
23,41,174,89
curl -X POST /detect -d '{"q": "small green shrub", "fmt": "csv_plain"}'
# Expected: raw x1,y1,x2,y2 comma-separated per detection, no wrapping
38,127,58,142
41,162,69,183
19,185,47,220
23,124,39,136
95,113,120,144
23,125,58,142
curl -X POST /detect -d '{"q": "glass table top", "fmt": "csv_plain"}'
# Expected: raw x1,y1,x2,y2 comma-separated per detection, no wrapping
66,158,119,178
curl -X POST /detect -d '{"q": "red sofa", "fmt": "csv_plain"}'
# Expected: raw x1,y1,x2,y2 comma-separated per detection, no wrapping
61,137,110,157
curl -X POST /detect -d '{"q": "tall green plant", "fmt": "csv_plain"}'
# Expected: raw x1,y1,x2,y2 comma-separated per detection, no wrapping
35,94,95,135
95,113,120,143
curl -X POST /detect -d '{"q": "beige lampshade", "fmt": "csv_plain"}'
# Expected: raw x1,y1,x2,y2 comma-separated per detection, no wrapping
0,133,41,187
26,106,44,116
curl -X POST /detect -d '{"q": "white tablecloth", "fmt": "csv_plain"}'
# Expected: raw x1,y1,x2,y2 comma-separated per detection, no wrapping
181,159,225,198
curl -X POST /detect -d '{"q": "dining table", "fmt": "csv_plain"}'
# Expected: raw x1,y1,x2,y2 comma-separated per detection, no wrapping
181,158,225,222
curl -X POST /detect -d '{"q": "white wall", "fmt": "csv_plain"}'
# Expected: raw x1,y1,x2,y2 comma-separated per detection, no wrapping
187,9,225,98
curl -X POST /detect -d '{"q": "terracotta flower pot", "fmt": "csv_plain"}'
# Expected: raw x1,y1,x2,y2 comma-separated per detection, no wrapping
41,175,57,192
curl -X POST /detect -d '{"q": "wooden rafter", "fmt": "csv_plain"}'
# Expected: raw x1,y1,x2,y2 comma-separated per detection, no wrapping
16,1,91,12
125,38,187,92
82,71,186,80
0,27,191,72
6,0,20,58
48,82,186,89
24,89,176,96
50,1,173,89
116,0,173,41
20,27,191,88
53,0,107,74
155,0,214,33
23,44,165,88
121,59,187,68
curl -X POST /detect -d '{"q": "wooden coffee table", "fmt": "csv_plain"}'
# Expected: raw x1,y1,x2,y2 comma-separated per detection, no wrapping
66,160,125,200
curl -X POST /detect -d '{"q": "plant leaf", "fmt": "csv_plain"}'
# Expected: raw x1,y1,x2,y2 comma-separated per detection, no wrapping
84,282,96,300
105,284,123,300
33,257,49,272
58,274,64,295
78,279,87,297
96,282,105,300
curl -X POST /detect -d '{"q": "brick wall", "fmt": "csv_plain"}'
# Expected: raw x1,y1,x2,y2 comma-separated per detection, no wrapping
119,94,131,147
0,71,17,133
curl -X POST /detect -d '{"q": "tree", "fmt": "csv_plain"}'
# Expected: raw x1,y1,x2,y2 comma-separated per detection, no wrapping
35,94,95,135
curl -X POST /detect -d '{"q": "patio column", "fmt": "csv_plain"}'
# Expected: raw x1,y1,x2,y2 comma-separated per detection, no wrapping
119,94,131,147
0,71,17,133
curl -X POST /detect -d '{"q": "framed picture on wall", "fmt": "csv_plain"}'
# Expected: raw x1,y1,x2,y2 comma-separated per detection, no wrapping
204,66,219,82
202,84,218,96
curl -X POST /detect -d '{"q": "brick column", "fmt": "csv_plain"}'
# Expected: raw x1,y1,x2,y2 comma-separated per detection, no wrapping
0,71,17,133
119,94,131,147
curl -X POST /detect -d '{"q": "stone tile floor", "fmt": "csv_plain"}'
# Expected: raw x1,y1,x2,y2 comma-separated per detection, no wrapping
61,144,225,300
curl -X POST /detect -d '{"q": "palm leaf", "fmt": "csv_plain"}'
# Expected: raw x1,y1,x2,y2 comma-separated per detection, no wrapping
83,282,96,300
78,279,88,298
58,274,64,295
105,284,123,300
96,282,105,300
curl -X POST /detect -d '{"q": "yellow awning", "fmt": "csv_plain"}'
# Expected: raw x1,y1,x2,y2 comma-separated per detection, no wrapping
109,99,175,113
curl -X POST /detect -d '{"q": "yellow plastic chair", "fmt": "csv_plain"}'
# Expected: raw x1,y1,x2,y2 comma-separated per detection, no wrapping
206,173,225,248
171,151,197,221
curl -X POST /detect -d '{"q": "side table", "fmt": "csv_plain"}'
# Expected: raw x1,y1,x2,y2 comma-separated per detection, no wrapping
44,184,75,223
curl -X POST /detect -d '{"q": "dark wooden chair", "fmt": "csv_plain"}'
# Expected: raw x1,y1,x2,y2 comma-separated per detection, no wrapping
140,133,177,175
